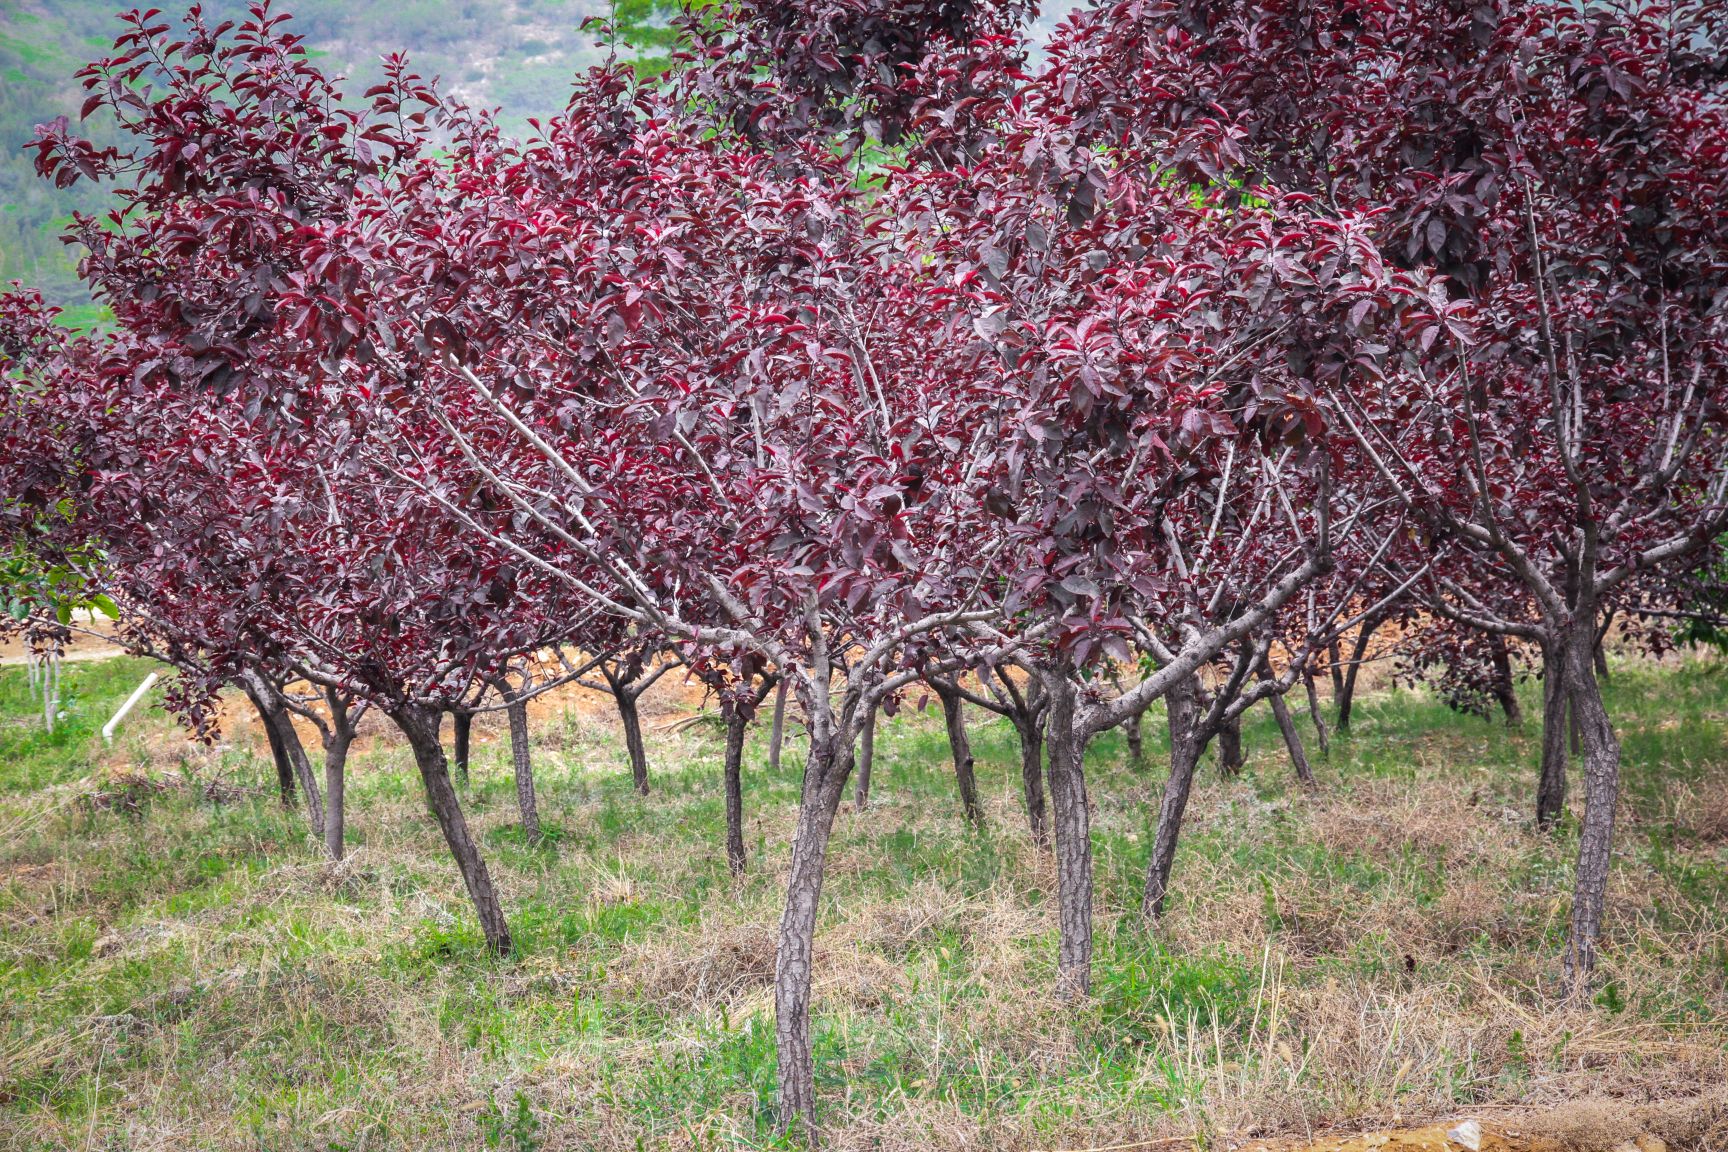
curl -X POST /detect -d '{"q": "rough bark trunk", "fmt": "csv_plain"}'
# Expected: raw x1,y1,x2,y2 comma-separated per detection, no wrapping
1017,711,1048,848
450,709,473,786
724,710,749,875
1302,669,1330,756
1143,675,1204,920
1042,676,1095,997
1537,639,1571,830
1268,685,1317,788
1328,639,1345,701
251,685,296,808
933,681,983,827
1489,634,1524,727
392,704,512,955
1123,706,1145,767
505,696,540,842
1337,613,1383,733
853,703,875,809
773,735,854,1141
322,719,351,862
768,678,789,774
246,676,326,845
615,688,650,795
1563,622,1621,990
1217,712,1244,779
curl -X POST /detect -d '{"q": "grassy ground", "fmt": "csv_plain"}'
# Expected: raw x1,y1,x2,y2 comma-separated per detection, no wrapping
2,655,1726,1151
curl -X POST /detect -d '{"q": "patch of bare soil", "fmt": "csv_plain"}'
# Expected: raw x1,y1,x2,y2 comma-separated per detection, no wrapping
1234,1088,1727,1152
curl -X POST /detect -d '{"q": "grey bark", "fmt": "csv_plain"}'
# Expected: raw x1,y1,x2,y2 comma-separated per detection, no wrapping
1143,674,1204,919
724,709,749,874
853,702,876,809
1489,633,1524,726
768,678,790,774
505,695,540,842
1217,712,1244,778
391,703,512,954
1537,638,1571,829
1562,618,1621,989
1266,681,1317,788
450,708,474,786
1041,675,1095,997
932,679,983,827
1302,669,1330,755
1336,611,1384,732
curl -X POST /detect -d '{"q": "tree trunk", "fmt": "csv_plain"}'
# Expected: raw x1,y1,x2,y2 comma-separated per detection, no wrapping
505,696,540,842
1328,639,1345,701
853,702,875,809
773,734,854,1141
1017,711,1048,848
245,675,326,845
1143,675,1204,920
768,678,789,774
1490,634,1524,727
1217,712,1244,779
249,684,296,808
322,712,352,863
933,681,983,827
1267,684,1317,788
1041,675,1095,997
391,704,512,955
451,708,473,786
1337,613,1383,732
1302,669,1330,755
1562,620,1621,990
724,710,749,874
1537,639,1570,830
615,688,650,795
1123,706,1145,767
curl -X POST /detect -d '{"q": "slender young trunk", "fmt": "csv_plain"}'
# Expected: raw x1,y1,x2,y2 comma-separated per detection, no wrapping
933,681,983,827
1123,706,1145,766
391,704,512,954
768,678,789,773
1563,619,1621,989
1537,638,1570,829
250,685,296,807
1143,674,1205,920
1489,634,1524,726
1017,710,1048,848
321,696,355,862
1592,608,1613,682
724,710,748,875
1217,712,1244,779
1337,613,1383,732
614,688,649,795
1328,639,1345,701
1302,669,1330,755
1041,675,1095,997
246,675,326,844
450,708,474,786
1267,684,1316,788
853,702,876,809
773,733,854,1140
505,695,540,842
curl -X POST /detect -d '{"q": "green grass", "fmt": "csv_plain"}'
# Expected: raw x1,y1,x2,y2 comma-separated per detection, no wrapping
1,655,1726,1149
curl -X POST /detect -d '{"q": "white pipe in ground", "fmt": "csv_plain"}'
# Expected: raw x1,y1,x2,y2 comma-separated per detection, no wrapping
102,672,159,745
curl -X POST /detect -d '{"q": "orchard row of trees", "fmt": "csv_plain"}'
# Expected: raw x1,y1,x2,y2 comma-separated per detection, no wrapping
3,0,1726,1139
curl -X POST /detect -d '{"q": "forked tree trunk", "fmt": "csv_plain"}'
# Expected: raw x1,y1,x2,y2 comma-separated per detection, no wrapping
614,688,650,795
724,710,749,874
1041,676,1095,997
853,703,876,809
1337,612,1384,732
1562,618,1621,989
505,695,540,842
1267,684,1316,789
450,708,474,786
1302,669,1330,755
1537,639,1570,829
245,676,326,845
1489,634,1524,726
1017,710,1048,848
768,678,790,773
933,680,983,827
391,704,512,954
1217,712,1244,778
773,732,854,1140
1143,674,1205,920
